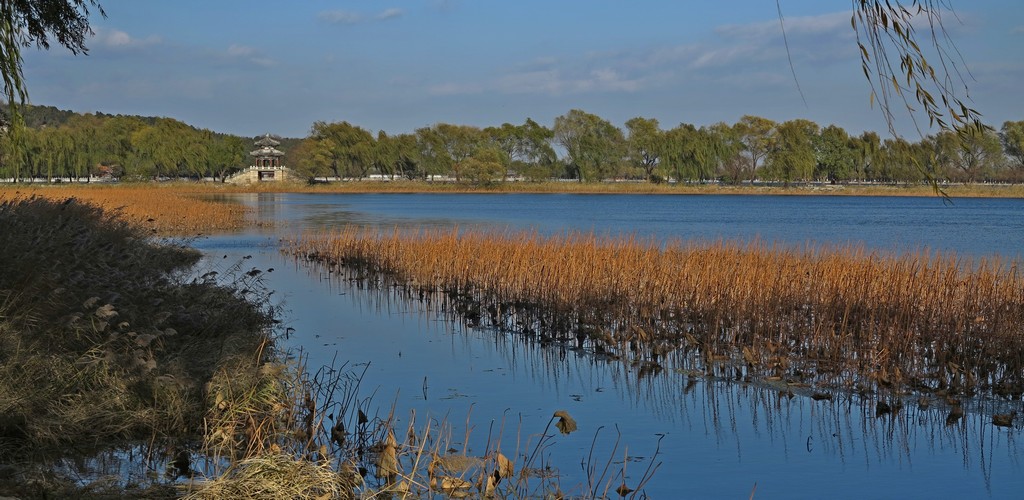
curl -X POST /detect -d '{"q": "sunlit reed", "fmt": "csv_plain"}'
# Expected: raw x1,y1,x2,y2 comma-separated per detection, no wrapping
287,228,1024,398
0,184,252,234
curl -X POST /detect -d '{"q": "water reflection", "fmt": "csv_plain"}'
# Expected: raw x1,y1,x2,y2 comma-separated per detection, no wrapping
213,192,1024,259
250,246,1021,498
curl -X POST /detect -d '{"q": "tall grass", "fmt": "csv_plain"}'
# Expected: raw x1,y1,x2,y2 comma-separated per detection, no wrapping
0,196,276,496
287,228,1024,398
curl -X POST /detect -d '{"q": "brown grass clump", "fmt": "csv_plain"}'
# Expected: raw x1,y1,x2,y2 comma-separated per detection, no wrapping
287,228,1024,397
182,453,354,500
0,196,274,470
0,184,252,234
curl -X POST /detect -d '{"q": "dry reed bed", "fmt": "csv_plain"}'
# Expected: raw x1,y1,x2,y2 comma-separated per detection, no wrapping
288,228,1024,397
0,184,252,234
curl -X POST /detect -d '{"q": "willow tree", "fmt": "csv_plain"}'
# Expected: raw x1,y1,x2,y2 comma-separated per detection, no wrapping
734,115,776,183
553,109,625,182
624,117,664,180
850,1,981,136
0,1,103,181
766,119,819,185
1000,121,1024,171
1,1,103,120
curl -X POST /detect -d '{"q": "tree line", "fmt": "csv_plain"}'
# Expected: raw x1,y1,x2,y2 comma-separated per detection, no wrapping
2,104,1023,185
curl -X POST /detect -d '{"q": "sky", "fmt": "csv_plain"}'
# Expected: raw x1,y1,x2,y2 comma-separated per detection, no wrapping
20,0,1024,139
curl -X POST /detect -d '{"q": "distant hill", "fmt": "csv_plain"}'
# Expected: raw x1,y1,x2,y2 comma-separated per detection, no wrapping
3,104,304,142
0,104,164,129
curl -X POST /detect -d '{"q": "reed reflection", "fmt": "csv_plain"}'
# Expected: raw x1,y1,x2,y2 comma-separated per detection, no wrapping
293,257,1020,494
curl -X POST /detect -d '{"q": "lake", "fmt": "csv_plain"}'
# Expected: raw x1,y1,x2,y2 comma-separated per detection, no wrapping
195,193,1024,498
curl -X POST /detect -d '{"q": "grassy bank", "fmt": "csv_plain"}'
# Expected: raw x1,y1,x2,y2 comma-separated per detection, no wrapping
0,196,282,496
288,228,1024,400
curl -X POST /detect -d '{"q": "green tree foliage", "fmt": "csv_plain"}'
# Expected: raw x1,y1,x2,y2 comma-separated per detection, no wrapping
1000,121,1024,171
814,125,855,182
661,123,737,183
941,126,1004,182
415,123,482,182
390,133,423,180
624,117,664,180
483,118,555,178
733,115,776,182
3,105,1024,186
849,131,880,181
553,109,625,182
308,121,375,179
461,147,507,186
0,109,250,181
766,119,819,185
662,123,698,183
872,137,931,183
207,134,246,181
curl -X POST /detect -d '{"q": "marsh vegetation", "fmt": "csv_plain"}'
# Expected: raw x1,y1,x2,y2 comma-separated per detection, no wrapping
288,227,1024,404
0,190,661,498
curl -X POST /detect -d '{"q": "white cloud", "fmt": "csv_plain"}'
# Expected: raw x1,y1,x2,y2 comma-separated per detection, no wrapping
319,10,362,24
429,82,483,96
227,44,256,57
716,11,851,40
224,44,276,67
377,8,405,21
431,64,647,97
91,28,161,49
319,8,404,25
1013,25,1024,35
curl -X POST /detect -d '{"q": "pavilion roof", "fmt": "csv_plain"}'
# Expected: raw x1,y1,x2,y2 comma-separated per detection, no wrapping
250,146,285,157
254,133,281,147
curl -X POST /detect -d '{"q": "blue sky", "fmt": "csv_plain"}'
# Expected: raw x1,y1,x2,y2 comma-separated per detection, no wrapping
21,1,1024,139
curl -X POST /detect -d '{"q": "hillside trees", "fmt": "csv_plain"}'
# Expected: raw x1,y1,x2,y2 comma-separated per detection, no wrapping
0,111,250,180
3,104,1024,185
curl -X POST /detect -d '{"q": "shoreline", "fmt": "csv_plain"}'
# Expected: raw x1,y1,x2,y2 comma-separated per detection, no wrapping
7,179,1024,199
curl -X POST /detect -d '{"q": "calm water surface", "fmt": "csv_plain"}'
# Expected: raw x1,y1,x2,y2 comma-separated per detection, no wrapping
196,193,1024,498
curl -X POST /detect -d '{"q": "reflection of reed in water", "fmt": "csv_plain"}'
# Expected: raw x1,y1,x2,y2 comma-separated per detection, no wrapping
299,259,1021,493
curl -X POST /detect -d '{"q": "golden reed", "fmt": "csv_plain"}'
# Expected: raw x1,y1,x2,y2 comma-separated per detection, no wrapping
0,184,251,234
288,228,1024,397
